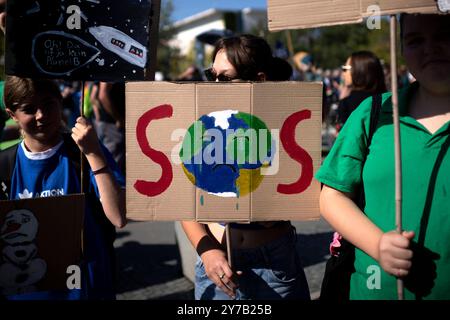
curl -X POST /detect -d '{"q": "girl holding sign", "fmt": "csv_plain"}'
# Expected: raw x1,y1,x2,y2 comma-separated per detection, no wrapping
316,14,450,299
182,34,310,300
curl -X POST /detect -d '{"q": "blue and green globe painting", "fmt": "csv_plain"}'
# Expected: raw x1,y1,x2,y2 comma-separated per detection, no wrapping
180,110,274,198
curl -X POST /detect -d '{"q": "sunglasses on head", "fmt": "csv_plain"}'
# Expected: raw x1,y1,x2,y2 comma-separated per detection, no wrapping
341,65,352,72
204,68,237,82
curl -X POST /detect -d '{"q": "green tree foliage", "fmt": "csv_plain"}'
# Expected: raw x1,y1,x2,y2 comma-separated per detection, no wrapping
366,19,403,66
309,23,370,68
259,19,394,70
157,0,181,79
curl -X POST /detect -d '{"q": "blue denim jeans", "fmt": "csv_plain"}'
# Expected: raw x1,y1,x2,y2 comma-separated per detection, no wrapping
194,227,310,300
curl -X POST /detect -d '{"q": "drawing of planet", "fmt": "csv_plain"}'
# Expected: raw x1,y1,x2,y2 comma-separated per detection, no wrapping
180,110,274,198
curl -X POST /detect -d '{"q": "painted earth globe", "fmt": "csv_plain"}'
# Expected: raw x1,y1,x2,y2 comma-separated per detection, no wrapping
180,110,273,197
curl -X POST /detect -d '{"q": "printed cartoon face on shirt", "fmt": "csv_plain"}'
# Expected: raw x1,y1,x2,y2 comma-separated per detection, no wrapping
180,110,274,198
0,210,39,245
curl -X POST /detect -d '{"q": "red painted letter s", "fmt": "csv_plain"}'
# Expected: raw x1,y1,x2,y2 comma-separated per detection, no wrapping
134,104,173,197
277,109,313,194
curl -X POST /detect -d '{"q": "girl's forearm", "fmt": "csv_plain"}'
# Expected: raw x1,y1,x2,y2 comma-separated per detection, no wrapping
86,152,126,228
181,221,208,249
320,185,383,261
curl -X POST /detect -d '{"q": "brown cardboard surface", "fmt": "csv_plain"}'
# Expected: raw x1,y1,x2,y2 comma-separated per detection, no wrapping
268,0,441,31
0,195,84,294
126,81,322,222
195,84,252,222
251,83,322,221
126,82,196,221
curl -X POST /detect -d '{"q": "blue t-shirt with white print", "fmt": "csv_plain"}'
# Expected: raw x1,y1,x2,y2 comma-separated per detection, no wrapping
7,139,124,300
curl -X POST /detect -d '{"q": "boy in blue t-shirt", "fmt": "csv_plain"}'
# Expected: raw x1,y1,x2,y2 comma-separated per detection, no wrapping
1,76,127,299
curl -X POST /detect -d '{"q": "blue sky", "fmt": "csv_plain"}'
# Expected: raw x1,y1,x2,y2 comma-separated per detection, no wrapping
170,0,267,21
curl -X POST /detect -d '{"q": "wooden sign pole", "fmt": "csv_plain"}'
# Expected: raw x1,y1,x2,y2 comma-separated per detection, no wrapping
79,81,86,255
225,224,233,268
80,81,85,194
390,15,404,300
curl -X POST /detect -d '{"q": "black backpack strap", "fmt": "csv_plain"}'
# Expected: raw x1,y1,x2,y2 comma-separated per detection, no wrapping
368,94,382,146
0,144,19,200
357,94,382,210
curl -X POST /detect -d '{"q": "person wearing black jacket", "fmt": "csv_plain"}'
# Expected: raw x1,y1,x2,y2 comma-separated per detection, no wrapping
337,51,387,127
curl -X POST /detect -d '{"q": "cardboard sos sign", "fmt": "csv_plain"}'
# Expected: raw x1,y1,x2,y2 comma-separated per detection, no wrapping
126,82,322,222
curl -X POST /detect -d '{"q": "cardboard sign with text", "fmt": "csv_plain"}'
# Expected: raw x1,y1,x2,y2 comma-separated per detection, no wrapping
268,0,444,31
126,82,322,222
0,195,84,296
5,0,160,81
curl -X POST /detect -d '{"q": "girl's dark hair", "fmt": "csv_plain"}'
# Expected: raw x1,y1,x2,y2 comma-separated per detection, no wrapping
350,51,387,93
212,34,292,81
4,76,62,111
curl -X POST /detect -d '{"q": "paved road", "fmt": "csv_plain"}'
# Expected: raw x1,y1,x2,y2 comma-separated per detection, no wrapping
114,219,333,300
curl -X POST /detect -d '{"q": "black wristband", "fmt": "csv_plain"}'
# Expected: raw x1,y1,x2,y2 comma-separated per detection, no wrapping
92,165,109,175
